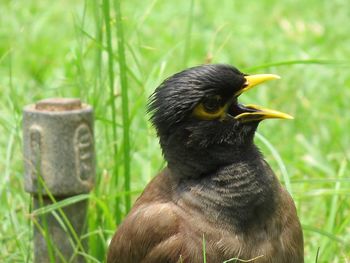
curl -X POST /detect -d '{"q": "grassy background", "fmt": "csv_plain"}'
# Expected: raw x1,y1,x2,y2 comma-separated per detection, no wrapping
1,0,349,262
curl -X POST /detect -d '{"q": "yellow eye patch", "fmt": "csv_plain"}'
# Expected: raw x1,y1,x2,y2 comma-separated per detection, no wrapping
192,95,227,120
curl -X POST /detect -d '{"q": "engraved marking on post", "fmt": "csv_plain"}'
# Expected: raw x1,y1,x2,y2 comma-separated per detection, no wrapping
74,124,93,181
29,125,42,181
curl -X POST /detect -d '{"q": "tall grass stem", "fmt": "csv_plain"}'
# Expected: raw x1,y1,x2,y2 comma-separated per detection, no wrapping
114,0,131,212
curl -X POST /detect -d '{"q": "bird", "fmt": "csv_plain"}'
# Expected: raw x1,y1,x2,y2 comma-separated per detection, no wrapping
107,64,303,263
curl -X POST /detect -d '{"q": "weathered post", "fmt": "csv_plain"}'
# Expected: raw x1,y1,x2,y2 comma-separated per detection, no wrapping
23,98,95,262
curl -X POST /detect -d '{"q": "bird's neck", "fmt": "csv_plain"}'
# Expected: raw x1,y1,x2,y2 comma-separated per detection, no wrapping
173,149,279,229
165,141,259,179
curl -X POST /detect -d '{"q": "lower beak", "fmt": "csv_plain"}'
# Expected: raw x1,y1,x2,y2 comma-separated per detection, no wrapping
233,74,293,122
234,104,293,122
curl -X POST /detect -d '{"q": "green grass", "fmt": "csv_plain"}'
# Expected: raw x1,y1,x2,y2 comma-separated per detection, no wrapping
1,0,350,262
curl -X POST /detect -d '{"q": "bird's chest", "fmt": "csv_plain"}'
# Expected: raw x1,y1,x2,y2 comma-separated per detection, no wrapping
179,163,277,228
174,161,282,261
179,209,283,262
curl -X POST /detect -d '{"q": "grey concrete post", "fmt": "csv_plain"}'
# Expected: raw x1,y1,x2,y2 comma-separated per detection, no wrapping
23,98,95,263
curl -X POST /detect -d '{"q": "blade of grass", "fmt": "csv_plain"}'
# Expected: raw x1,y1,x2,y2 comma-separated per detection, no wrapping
26,162,34,263
102,0,120,223
295,189,350,198
114,0,131,212
315,247,320,263
291,178,350,184
1,127,14,196
183,0,195,67
31,217,67,262
81,228,115,241
0,48,12,63
36,176,87,258
72,0,88,98
4,130,29,261
135,0,158,32
255,132,293,195
326,160,346,229
202,234,206,263
92,0,104,108
223,255,265,262
76,252,101,263
91,195,116,228
244,59,349,72
302,224,346,244
31,194,90,216
320,159,347,258
36,181,56,262
90,2,109,259
126,42,144,86
72,27,144,90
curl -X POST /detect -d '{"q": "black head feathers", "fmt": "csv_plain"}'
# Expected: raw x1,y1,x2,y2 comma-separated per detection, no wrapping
148,64,246,135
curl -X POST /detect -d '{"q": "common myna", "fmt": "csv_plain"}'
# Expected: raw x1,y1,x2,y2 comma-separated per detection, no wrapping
107,64,303,263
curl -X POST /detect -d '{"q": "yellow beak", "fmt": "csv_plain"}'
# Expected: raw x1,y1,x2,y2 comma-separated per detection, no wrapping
233,74,293,122
235,74,280,96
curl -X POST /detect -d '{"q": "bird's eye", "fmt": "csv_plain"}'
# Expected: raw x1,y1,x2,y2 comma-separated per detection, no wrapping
192,95,226,120
202,95,222,112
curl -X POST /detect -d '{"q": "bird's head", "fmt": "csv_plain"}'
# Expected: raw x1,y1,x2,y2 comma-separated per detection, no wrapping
148,64,292,177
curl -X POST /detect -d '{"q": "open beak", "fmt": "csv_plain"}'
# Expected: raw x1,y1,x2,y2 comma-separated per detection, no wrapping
233,74,293,122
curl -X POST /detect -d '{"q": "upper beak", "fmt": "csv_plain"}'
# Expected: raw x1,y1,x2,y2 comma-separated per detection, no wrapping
235,74,280,96
233,74,293,122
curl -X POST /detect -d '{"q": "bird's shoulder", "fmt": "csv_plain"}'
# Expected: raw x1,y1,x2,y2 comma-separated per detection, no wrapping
273,186,304,262
107,170,184,263
260,160,304,261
